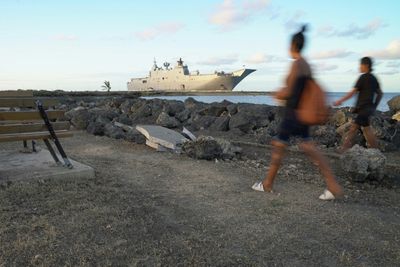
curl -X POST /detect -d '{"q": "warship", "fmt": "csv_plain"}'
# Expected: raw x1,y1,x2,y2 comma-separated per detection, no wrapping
127,58,256,92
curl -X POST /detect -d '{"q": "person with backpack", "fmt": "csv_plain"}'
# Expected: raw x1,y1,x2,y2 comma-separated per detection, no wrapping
333,57,383,152
251,25,343,200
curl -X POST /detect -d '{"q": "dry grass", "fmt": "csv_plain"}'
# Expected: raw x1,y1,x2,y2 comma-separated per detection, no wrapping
0,132,399,266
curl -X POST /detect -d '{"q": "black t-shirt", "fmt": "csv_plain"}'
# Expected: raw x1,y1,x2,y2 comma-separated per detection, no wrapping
354,73,380,109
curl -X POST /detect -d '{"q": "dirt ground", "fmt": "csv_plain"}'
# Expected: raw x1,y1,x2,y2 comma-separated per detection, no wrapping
0,132,399,266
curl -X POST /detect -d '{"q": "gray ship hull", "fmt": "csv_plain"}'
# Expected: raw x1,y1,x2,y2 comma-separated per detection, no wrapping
127,59,255,92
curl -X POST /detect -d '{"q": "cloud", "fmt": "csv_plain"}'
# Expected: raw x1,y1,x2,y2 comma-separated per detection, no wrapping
52,34,78,41
367,40,400,60
386,61,400,68
312,63,339,72
243,0,270,10
198,54,238,65
318,19,386,39
245,53,268,64
209,0,271,30
311,49,353,60
245,53,287,64
284,10,306,32
379,70,399,75
135,22,184,41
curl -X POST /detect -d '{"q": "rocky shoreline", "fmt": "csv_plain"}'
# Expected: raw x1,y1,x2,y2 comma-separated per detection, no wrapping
60,94,400,151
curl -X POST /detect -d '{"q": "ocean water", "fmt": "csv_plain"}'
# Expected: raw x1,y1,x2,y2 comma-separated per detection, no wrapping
144,92,399,112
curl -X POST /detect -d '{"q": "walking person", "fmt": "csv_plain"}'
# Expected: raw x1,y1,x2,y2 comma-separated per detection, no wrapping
333,57,383,152
251,25,343,200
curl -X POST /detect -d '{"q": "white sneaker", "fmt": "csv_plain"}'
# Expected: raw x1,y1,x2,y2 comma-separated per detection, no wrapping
319,189,335,200
251,182,265,192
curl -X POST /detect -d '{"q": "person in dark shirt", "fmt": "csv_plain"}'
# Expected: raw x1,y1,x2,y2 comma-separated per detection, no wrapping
333,57,383,152
251,25,343,200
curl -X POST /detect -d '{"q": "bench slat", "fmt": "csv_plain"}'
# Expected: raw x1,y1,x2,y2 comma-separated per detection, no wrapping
0,110,65,121
0,130,73,142
0,122,70,134
0,91,33,97
0,98,59,108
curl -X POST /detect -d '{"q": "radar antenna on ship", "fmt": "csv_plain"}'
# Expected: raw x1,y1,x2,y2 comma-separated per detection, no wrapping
177,58,184,66
163,62,170,70
153,58,160,71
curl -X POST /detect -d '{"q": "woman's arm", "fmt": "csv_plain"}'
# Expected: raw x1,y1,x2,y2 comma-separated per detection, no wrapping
333,88,357,106
374,87,383,108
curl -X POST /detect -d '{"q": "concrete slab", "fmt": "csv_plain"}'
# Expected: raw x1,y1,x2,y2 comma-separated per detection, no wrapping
0,149,94,183
145,140,168,152
136,125,188,150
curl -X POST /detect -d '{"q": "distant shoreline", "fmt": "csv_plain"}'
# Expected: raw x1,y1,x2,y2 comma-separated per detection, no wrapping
23,90,274,97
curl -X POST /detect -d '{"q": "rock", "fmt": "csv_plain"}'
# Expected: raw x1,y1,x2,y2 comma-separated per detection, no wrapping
95,115,112,125
163,101,185,116
86,121,105,136
129,99,146,113
198,104,227,117
313,125,338,147
392,111,400,121
388,95,400,113
120,99,135,114
105,97,125,109
330,109,348,127
340,145,386,182
227,104,238,115
89,108,119,122
190,114,217,130
184,97,206,111
175,109,191,122
370,116,390,140
156,112,180,128
65,107,91,130
104,123,126,139
378,140,398,152
148,99,165,117
209,116,230,131
228,104,275,133
117,114,134,126
229,112,254,133
254,128,273,144
182,136,222,160
125,129,146,144
215,138,242,159
229,128,246,136
131,103,152,118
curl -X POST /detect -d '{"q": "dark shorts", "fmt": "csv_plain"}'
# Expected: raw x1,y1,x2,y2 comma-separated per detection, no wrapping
275,110,310,144
354,107,375,127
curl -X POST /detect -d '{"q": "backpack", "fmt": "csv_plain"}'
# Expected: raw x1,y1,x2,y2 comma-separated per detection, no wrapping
296,78,329,125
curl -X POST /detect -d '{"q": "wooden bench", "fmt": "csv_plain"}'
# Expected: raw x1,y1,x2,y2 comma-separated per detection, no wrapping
0,91,74,168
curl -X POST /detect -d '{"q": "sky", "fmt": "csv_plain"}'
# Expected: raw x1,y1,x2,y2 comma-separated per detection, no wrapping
0,0,399,92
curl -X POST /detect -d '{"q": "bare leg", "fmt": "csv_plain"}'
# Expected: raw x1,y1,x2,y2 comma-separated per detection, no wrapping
299,141,343,197
340,123,360,153
362,126,378,149
262,140,287,191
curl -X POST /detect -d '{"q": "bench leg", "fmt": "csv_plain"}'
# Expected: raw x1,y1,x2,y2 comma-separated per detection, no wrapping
37,100,73,169
43,139,62,166
55,141,73,169
32,140,37,152
20,140,32,153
